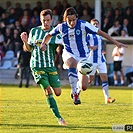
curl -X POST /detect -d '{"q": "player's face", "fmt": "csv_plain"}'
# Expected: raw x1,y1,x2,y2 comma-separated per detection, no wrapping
40,14,52,30
91,21,99,28
66,15,77,28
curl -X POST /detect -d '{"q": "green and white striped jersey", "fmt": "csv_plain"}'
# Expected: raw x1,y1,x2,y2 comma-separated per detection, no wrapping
28,26,62,68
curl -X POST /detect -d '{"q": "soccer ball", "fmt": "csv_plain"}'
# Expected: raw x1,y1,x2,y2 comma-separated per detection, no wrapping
77,59,93,75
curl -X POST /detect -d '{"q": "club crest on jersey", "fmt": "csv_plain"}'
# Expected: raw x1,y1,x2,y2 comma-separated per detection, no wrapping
35,39,42,46
76,29,80,35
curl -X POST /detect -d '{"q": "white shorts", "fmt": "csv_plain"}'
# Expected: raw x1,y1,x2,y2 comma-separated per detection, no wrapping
89,62,107,75
62,49,88,69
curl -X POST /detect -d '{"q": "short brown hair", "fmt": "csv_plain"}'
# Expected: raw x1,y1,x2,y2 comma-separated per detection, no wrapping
63,7,78,21
40,9,53,19
90,18,99,24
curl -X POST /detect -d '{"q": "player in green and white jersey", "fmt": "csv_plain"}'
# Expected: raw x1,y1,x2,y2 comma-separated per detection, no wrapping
20,9,66,126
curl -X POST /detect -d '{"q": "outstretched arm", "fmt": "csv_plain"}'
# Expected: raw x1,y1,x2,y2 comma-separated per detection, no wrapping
40,34,52,51
97,30,128,48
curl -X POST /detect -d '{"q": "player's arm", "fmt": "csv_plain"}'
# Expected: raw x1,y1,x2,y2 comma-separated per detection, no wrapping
40,34,52,51
88,45,98,50
97,29,128,48
20,32,32,52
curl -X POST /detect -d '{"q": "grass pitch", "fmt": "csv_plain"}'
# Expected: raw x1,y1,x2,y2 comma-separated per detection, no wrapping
0,85,133,133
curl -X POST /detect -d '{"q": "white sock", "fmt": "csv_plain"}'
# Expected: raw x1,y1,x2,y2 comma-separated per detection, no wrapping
68,68,78,94
102,81,109,100
76,81,81,94
114,80,118,85
121,80,124,84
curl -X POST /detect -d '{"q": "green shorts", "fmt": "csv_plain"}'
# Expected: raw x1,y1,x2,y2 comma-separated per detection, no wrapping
31,67,60,88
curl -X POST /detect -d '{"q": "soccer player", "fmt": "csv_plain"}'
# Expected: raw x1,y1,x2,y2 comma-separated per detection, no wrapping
86,18,115,104
20,9,66,126
40,7,127,105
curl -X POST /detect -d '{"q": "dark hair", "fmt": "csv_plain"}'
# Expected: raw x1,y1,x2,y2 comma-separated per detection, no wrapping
90,18,99,24
63,7,78,21
40,9,53,19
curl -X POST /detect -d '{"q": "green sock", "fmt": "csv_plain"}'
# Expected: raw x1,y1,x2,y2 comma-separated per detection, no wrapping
46,94,61,119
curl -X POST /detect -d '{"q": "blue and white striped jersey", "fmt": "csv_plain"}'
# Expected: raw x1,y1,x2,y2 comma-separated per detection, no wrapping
49,19,98,58
87,34,106,63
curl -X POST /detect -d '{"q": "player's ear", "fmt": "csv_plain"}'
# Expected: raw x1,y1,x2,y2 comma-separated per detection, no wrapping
76,14,78,18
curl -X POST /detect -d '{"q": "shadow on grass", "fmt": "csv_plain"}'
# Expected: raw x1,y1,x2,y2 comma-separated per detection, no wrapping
0,123,111,130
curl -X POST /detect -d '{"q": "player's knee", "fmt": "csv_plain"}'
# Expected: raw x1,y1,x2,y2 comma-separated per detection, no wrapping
54,89,61,96
81,85,87,91
55,92,61,96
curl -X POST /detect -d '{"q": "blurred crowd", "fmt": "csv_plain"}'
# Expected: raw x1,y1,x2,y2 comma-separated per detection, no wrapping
0,0,133,63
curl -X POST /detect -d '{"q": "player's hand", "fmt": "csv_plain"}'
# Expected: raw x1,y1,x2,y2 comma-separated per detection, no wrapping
40,43,47,51
116,42,128,48
20,32,28,43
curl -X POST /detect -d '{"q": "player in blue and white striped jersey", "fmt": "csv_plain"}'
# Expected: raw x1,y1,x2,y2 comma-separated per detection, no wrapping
40,7,127,105
87,18,115,104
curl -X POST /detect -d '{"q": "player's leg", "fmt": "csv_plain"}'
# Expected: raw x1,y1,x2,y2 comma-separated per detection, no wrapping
119,61,124,85
65,57,81,105
19,67,23,87
78,72,88,91
100,73,115,104
32,67,66,125
114,61,118,86
99,63,115,104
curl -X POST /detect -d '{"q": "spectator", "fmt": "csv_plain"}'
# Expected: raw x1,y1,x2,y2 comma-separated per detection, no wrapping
32,1,43,15
113,8,123,25
0,13,9,26
104,10,114,26
30,10,40,26
53,1,64,16
24,3,32,16
104,1,115,18
108,20,121,36
123,8,133,34
3,27,13,51
15,2,23,20
14,20,25,34
115,2,124,15
28,17,39,32
52,9,61,27
74,0,84,18
62,0,71,15
119,18,133,36
18,47,31,88
0,6,5,17
5,1,12,17
112,46,125,86
44,1,51,9
12,28,23,57
8,8,17,25
80,9,91,22
101,17,111,33
120,29,129,37
83,2,93,19
125,0,133,15
19,10,31,32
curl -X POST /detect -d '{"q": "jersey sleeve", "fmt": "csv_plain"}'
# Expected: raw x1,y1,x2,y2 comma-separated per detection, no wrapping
85,22,98,34
86,34,91,46
49,24,61,36
55,34,63,45
28,29,35,46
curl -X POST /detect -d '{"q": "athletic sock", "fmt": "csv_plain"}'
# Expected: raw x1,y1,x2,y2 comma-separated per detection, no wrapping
114,80,118,85
68,68,78,94
102,81,109,100
76,81,81,94
46,94,61,119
